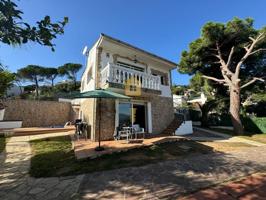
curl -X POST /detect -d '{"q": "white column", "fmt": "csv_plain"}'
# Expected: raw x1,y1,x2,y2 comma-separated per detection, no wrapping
115,99,119,129
147,102,152,133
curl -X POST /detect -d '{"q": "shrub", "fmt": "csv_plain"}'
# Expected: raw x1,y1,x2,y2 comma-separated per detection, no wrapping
243,117,266,133
209,114,266,133
188,109,201,121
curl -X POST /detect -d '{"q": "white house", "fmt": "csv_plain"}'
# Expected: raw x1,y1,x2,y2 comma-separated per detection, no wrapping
77,34,178,141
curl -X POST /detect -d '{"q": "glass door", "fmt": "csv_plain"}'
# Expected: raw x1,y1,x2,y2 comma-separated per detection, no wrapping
118,102,132,127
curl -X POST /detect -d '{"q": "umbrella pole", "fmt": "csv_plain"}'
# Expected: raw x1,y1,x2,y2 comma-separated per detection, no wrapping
95,97,104,151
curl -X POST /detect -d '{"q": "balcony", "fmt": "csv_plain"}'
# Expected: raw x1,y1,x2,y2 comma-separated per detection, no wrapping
101,63,161,91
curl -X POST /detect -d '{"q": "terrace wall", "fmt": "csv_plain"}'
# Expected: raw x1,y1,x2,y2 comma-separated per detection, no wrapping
3,99,73,127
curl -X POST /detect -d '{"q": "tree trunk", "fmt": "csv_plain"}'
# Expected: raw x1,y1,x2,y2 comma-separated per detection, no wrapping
35,77,39,99
229,85,243,135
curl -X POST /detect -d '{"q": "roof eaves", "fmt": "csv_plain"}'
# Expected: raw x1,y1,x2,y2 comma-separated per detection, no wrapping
100,33,177,67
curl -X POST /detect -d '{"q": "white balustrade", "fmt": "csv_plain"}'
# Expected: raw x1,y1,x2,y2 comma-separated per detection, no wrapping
101,63,161,90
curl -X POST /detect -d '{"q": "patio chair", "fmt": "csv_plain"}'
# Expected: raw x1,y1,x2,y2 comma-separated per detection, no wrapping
113,126,132,141
75,120,88,140
132,124,145,139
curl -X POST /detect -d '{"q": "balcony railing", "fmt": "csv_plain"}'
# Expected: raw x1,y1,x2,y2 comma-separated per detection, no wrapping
101,63,161,90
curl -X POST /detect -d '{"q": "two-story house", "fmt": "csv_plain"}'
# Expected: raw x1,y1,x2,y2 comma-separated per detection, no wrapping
78,33,177,141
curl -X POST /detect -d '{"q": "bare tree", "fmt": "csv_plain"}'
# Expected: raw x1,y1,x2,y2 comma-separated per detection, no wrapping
202,33,266,134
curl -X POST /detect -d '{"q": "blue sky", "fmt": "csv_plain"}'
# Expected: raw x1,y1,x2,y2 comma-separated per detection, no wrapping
1,0,266,85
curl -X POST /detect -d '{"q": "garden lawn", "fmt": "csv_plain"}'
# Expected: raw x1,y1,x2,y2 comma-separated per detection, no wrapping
30,136,214,178
208,128,266,144
239,134,266,144
0,136,5,153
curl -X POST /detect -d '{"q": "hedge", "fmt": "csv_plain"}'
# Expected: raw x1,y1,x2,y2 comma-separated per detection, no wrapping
209,114,266,133
243,117,266,133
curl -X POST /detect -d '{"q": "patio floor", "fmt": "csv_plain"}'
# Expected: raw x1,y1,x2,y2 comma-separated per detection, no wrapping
73,135,184,159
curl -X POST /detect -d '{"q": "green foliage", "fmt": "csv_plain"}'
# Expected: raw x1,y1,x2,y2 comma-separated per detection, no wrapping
209,114,266,133
0,69,15,97
188,109,202,121
0,0,68,51
243,117,266,133
178,17,266,82
17,65,45,82
171,85,188,95
58,63,82,88
42,67,58,86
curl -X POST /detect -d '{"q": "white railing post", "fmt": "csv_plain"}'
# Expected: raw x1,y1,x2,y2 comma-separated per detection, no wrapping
100,63,162,91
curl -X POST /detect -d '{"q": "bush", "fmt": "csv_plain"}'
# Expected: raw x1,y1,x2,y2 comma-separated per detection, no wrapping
188,109,201,121
243,117,266,133
209,114,266,133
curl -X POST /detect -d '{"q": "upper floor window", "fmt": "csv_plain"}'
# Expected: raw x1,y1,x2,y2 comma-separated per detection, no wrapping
117,61,144,72
151,69,169,86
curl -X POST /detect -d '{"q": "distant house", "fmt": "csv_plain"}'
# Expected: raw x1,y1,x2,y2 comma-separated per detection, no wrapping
6,85,24,97
75,33,178,141
173,94,187,108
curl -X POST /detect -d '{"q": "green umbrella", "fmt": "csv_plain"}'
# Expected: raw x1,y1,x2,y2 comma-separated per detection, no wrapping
73,89,130,151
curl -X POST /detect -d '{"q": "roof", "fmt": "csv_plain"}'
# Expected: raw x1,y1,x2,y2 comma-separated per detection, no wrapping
100,33,177,67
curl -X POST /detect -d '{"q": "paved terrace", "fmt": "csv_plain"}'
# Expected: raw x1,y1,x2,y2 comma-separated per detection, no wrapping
73,135,184,159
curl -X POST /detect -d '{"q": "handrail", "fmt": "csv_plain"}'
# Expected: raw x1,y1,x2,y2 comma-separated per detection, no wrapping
101,63,161,90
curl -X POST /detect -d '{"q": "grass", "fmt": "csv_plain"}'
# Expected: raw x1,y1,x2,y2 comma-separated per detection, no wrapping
30,136,214,178
0,135,6,153
239,134,266,144
207,128,266,144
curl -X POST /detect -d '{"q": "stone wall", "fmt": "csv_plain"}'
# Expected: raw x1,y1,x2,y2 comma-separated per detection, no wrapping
91,92,174,141
3,100,73,127
150,96,174,133
95,99,116,141
80,99,95,140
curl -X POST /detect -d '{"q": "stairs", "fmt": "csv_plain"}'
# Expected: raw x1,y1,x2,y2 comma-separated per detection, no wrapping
162,114,184,135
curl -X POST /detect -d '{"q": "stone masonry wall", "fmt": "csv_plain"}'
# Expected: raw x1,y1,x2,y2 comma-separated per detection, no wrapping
3,99,73,127
95,99,116,141
150,96,174,134
80,99,95,140
92,91,174,141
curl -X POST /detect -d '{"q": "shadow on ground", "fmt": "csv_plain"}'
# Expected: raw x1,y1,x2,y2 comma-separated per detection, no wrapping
78,145,266,199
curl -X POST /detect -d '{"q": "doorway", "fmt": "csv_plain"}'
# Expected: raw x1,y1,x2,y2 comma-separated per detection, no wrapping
132,104,146,131
117,102,147,131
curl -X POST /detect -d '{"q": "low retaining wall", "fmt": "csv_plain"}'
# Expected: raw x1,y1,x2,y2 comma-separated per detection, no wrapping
3,99,73,127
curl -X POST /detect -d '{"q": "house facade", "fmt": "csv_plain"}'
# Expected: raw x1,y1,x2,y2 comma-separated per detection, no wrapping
78,34,176,141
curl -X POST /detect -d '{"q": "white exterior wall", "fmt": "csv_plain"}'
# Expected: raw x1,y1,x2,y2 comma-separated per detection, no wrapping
81,44,97,92
175,120,193,135
6,85,24,97
98,50,172,98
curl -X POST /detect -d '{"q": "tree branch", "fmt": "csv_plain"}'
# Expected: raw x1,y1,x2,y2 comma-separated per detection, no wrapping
240,77,265,89
235,32,265,78
202,75,226,83
249,48,266,56
226,46,235,67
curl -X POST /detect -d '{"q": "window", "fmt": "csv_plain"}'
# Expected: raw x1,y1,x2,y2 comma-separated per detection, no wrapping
117,61,144,72
151,69,169,86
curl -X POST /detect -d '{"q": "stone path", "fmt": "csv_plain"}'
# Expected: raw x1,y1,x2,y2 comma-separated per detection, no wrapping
180,173,266,200
78,146,266,199
0,133,83,200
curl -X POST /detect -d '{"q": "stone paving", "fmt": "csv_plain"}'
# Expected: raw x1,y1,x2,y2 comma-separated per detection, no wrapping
180,173,266,200
1,130,266,200
0,132,84,200
78,146,266,199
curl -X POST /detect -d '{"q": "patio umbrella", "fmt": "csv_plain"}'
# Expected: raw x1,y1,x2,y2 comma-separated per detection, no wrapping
73,89,130,151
